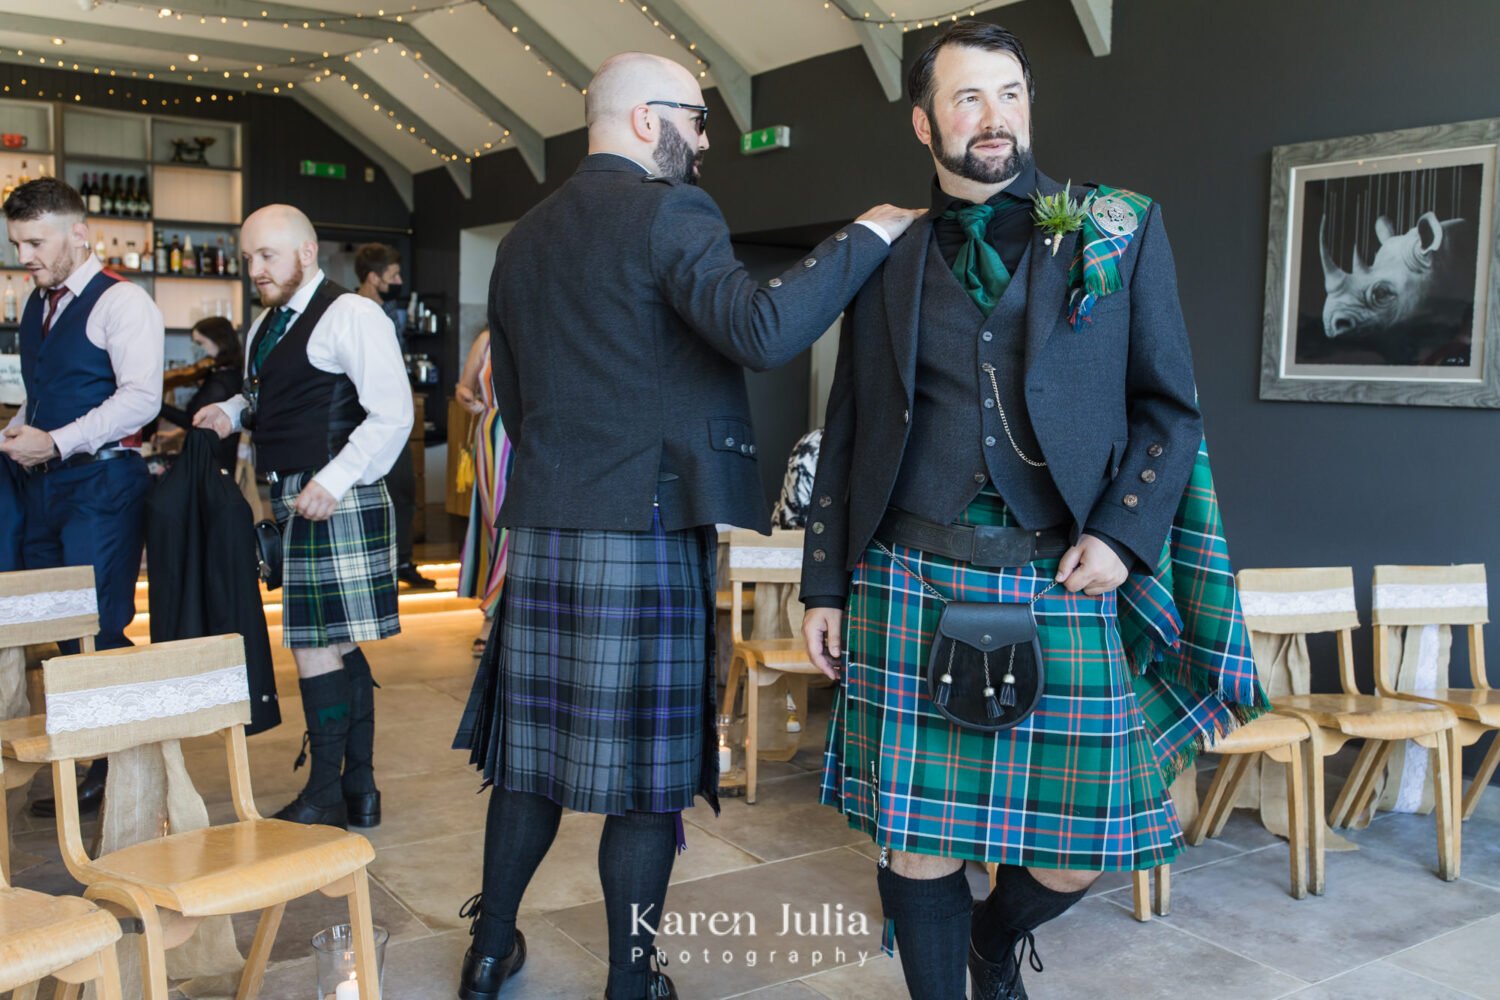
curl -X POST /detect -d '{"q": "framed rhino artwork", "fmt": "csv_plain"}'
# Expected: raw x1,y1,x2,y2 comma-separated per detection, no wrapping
1260,118,1500,406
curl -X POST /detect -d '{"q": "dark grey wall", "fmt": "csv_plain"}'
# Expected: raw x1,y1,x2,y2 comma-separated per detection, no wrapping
413,0,1500,770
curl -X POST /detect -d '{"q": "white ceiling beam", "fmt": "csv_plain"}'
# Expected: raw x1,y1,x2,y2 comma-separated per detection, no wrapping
291,89,414,211
635,0,752,133
1070,0,1112,57
131,0,547,182
325,64,465,162
474,0,592,92
828,0,903,102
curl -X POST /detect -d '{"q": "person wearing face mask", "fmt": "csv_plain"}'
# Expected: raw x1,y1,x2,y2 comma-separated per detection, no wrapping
2,177,163,818
194,204,412,832
157,316,243,472
355,242,432,590
798,20,1262,1000
450,50,922,1000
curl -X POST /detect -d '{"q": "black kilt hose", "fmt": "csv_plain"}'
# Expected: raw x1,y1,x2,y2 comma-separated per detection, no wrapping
456,506,720,816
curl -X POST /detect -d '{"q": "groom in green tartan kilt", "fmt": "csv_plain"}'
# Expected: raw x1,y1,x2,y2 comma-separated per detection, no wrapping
800,20,1266,1000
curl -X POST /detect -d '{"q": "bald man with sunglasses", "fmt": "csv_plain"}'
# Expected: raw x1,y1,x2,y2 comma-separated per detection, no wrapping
451,51,921,1000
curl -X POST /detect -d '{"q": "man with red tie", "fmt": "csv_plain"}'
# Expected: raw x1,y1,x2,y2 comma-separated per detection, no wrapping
2,177,164,816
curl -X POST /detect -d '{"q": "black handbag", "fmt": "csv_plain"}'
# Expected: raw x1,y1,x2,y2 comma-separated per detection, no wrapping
876,540,1052,733
254,518,283,591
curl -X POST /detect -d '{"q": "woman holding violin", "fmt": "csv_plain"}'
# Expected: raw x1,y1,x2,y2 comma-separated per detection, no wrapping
159,316,243,471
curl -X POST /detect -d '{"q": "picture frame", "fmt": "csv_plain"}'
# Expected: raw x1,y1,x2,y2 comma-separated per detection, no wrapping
1259,118,1500,407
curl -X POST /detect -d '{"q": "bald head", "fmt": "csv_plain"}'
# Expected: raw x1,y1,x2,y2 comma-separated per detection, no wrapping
241,203,320,308
243,203,318,248
585,52,700,129
585,52,710,182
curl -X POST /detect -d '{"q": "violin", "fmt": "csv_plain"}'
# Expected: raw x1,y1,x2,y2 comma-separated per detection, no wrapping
163,357,214,391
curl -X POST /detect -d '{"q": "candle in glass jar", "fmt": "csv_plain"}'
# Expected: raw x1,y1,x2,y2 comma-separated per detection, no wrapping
334,975,360,1000
718,740,732,773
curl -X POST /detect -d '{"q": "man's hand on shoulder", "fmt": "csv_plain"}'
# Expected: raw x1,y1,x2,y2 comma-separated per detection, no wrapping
856,205,925,242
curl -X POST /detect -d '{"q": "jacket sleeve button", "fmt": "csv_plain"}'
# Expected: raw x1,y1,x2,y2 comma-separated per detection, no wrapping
813,549,827,562
819,495,832,508
834,231,848,241
1122,494,1140,508
812,522,825,534
725,437,735,447
1140,469,1156,483
803,258,817,268
1147,443,1164,458
768,278,783,288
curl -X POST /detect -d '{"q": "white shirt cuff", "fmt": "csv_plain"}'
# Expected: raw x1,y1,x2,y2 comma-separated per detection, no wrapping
855,220,892,245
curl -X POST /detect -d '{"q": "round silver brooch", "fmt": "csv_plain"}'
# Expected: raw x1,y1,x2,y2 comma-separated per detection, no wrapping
1090,195,1139,237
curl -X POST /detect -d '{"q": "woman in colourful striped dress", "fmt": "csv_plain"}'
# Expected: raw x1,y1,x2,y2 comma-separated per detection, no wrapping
456,330,512,654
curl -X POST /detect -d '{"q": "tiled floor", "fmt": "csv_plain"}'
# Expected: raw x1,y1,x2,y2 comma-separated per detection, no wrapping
10,607,1500,999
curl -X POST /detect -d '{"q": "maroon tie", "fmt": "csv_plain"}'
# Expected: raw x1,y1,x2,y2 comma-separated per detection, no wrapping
41,286,68,337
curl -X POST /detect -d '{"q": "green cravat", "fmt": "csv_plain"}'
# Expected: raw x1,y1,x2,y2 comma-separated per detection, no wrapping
251,306,294,375
942,203,1011,313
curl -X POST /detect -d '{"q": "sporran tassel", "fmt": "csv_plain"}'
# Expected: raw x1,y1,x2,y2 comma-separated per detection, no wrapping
984,686,1002,719
999,672,1017,708
935,672,953,708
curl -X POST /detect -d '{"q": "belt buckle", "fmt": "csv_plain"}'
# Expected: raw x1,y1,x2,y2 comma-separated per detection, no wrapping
970,525,1035,568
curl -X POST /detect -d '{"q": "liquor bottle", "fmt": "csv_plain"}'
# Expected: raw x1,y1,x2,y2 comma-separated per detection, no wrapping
109,238,123,268
226,235,239,276
0,173,14,203
16,162,30,187
181,235,197,276
2,277,16,325
124,240,140,271
120,176,134,217
214,237,226,277
141,236,155,273
94,237,106,263
169,234,182,274
102,174,116,216
138,176,152,218
154,236,167,274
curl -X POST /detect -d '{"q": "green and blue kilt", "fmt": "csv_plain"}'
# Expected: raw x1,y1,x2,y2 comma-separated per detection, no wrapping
821,488,1183,871
270,472,400,649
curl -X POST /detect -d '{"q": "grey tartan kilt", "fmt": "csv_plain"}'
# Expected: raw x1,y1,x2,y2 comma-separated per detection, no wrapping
454,511,720,815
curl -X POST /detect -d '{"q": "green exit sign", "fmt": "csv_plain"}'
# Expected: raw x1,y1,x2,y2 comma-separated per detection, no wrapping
299,160,347,179
740,125,790,156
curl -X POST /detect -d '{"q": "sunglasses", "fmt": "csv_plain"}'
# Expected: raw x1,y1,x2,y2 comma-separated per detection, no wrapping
645,100,708,136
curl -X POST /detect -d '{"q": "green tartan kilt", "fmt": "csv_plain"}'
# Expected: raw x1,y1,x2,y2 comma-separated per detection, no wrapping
820,490,1185,871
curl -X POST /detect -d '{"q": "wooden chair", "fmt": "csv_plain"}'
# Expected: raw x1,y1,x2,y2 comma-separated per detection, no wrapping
0,753,125,1000
1371,564,1499,821
721,529,825,804
1239,567,1462,881
0,565,99,883
1127,710,1322,921
12,634,382,1000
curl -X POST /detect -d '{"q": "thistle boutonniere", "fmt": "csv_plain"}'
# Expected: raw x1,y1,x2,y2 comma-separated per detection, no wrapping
1031,182,1086,256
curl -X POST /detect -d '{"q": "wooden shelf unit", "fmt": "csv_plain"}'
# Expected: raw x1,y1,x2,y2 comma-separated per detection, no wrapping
0,97,246,365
